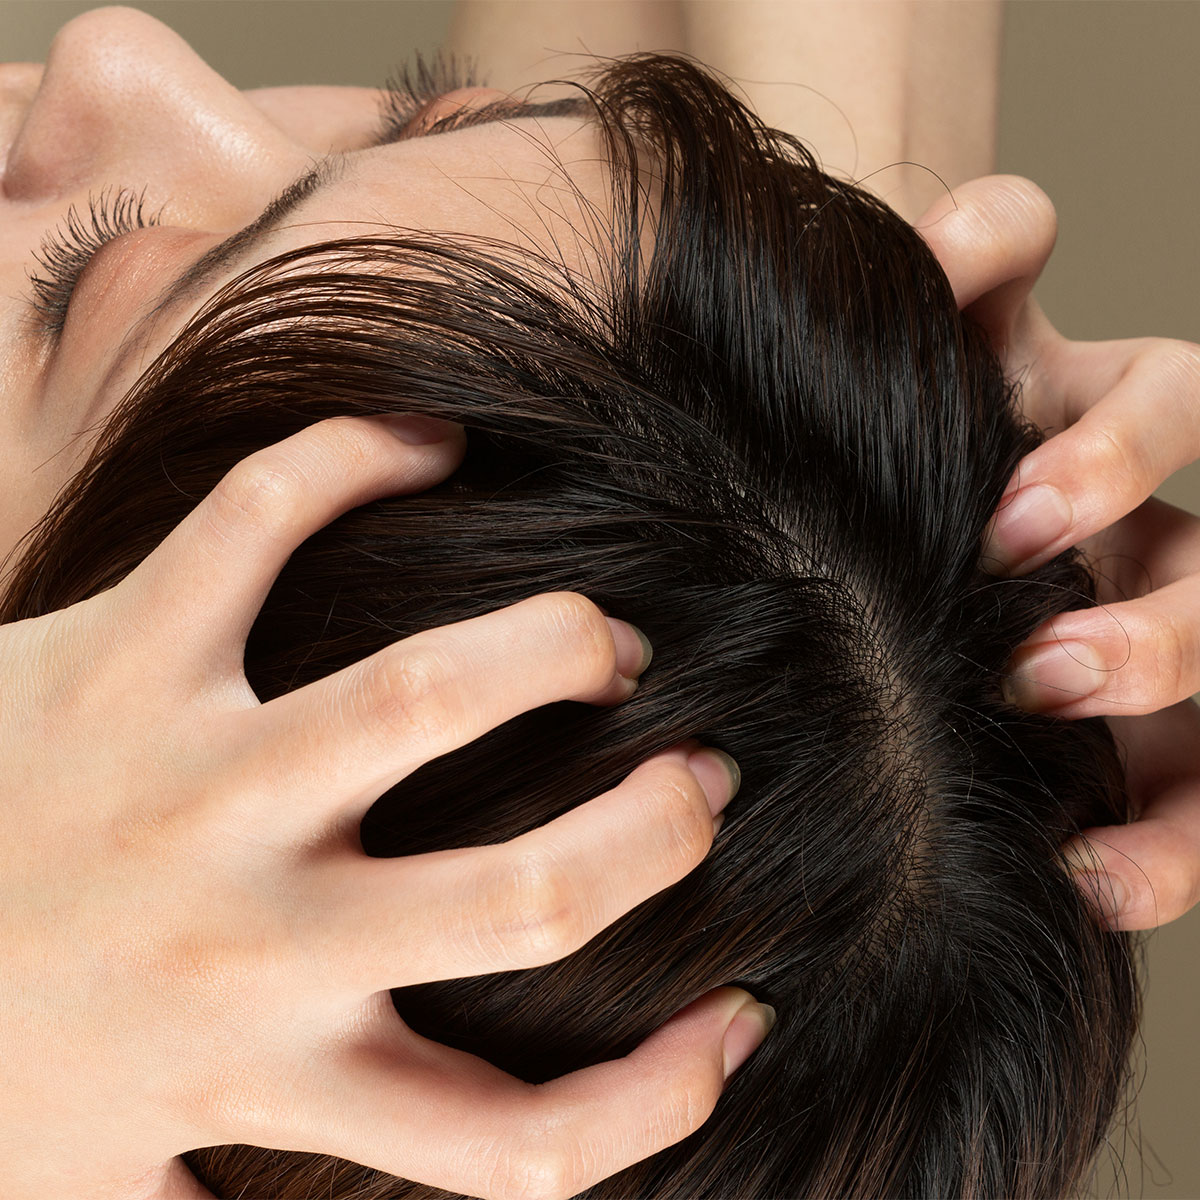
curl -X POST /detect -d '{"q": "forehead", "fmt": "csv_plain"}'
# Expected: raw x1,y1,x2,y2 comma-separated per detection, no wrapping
289,113,617,283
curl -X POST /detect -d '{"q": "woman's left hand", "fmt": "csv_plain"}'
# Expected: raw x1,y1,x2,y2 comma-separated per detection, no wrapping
916,174,1200,931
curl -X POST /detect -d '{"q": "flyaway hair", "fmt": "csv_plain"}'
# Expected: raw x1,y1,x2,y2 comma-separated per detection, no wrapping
2,55,1140,1199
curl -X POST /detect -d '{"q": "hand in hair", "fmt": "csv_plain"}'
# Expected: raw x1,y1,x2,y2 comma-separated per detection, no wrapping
920,173,1200,931
0,412,765,1200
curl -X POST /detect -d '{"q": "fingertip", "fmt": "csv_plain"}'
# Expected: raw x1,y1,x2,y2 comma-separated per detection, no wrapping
606,617,653,682
916,175,1058,309
1002,638,1107,712
665,986,775,1080
376,413,464,446
1068,867,1131,929
982,482,1074,577
1060,833,1107,876
373,414,468,475
721,997,776,1080
1061,831,1150,929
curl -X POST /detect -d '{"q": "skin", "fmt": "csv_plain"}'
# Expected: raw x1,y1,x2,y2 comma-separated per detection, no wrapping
0,2,1196,1195
449,0,1004,223
455,0,1200,932
0,8,772,1200
1,6,615,578
915,176,1200,932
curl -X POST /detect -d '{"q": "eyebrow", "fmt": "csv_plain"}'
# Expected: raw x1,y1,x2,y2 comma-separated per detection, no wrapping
133,94,591,340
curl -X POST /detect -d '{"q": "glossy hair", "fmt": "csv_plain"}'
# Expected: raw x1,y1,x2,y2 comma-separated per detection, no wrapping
3,55,1140,1199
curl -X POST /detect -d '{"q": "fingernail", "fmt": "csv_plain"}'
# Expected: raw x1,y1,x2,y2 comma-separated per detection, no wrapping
1003,640,1107,710
722,996,776,1079
1060,838,1100,875
1070,870,1128,926
687,747,741,818
984,483,1073,575
606,618,653,681
378,414,458,444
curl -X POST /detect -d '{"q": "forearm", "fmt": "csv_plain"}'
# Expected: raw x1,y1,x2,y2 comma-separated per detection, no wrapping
680,1,1003,222
448,1,1002,224
446,1,686,91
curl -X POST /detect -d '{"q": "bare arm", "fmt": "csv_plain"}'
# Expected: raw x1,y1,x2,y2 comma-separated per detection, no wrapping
446,1,686,91
681,1,1002,220
447,0,1002,223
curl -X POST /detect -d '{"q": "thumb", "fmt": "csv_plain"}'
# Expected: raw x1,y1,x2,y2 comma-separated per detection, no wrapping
914,174,1057,343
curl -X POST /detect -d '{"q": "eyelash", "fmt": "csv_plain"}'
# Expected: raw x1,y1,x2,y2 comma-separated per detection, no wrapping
24,57,479,342
26,185,163,339
375,53,481,141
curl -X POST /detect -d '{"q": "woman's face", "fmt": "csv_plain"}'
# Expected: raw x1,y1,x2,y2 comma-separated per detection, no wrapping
0,5,610,574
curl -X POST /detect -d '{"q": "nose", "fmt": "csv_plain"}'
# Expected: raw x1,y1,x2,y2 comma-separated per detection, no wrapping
2,6,294,224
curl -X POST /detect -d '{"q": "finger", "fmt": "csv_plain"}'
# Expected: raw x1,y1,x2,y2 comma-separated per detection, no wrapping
262,986,774,1200
914,174,1057,332
1084,496,1200,607
1002,579,1200,717
116,414,466,675
308,743,738,990
236,592,655,830
1061,702,1200,929
982,338,1200,575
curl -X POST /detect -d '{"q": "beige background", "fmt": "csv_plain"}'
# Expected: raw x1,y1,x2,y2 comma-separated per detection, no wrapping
3,1,1198,1195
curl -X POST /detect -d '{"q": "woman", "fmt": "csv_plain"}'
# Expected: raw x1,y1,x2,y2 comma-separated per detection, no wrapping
0,9,1195,1200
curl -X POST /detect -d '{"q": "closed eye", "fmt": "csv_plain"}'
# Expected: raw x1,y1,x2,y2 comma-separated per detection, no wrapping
23,186,164,340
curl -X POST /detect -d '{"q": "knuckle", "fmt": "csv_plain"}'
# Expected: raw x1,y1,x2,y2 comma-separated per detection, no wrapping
1142,609,1194,705
656,1069,721,1147
490,1138,575,1200
537,592,613,686
208,457,300,543
486,847,587,965
640,762,713,871
1087,424,1154,497
307,415,379,466
1153,339,1200,399
1106,605,1193,710
365,645,459,746
21,608,113,719
184,1059,272,1143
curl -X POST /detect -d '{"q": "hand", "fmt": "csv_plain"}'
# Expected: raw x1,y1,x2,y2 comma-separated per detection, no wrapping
916,175,1200,931
0,413,771,1200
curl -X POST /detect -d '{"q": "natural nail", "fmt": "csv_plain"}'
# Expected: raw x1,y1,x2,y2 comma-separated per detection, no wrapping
688,747,741,818
1070,870,1128,926
607,618,653,681
1003,640,1107,711
379,413,458,444
984,483,1073,575
723,997,776,1079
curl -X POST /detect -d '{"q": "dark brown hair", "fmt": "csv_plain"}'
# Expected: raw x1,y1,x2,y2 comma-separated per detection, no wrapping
3,55,1140,1198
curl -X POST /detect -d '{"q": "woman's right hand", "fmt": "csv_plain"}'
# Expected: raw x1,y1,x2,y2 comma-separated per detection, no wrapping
0,414,770,1200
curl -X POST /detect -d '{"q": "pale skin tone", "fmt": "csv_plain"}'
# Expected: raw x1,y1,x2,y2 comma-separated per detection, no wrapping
452,0,1200,933
1,3,1198,1198
448,0,1004,223
1,8,769,1200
